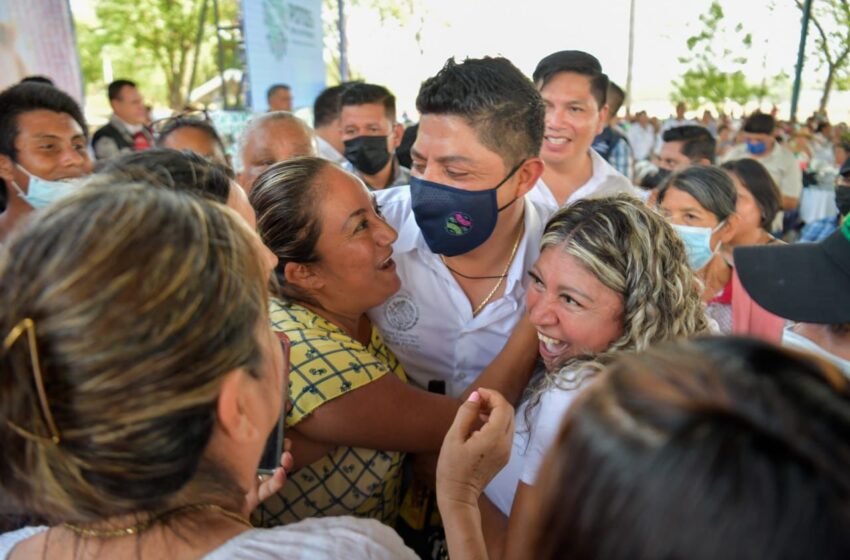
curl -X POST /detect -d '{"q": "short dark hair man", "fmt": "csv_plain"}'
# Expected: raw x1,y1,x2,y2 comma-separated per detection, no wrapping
339,82,409,190
368,57,544,398
528,50,634,210
92,79,152,160
0,82,92,241
267,83,292,112
313,82,350,165
721,113,802,213
658,125,716,172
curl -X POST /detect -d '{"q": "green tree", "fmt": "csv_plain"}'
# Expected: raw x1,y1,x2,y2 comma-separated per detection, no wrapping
672,1,760,112
794,0,850,114
76,0,240,110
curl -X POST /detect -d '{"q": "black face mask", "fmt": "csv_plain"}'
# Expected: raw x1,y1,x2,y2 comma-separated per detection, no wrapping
836,185,850,217
343,135,391,175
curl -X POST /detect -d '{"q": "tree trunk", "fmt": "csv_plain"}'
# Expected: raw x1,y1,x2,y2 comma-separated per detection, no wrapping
820,64,836,114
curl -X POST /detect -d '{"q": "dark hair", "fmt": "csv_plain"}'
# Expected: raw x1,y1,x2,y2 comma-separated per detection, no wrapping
743,113,776,135
108,79,137,102
266,84,291,102
155,118,227,159
658,164,737,222
662,125,717,164
19,76,54,86
396,123,419,169
533,50,609,108
249,156,329,305
417,57,544,166
530,336,850,560
340,82,396,123
0,82,88,162
606,82,626,117
721,158,782,229
313,83,352,128
0,181,266,522
99,148,231,203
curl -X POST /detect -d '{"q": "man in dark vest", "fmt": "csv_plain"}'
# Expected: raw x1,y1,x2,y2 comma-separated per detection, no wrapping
92,79,153,160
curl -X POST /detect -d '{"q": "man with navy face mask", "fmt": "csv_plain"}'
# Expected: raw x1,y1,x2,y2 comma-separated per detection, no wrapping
369,57,546,398
0,82,92,242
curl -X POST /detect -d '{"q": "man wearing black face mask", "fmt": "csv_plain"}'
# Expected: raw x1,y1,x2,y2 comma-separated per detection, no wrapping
799,156,850,242
339,83,409,190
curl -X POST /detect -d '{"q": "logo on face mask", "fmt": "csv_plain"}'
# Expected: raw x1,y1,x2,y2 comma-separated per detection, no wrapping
445,212,473,236
410,160,524,257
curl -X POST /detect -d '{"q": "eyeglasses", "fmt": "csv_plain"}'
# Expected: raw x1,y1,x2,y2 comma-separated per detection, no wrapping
150,110,212,137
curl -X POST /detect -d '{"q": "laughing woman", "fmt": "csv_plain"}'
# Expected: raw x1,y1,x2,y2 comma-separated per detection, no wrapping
249,157,538,527
481,194,710,558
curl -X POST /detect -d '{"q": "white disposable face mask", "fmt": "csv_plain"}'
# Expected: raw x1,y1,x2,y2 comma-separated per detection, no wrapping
671,221,724,271
782,325,850,378
12,164,81,210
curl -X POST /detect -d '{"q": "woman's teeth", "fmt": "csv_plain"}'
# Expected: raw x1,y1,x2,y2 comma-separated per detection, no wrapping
538,332,568,353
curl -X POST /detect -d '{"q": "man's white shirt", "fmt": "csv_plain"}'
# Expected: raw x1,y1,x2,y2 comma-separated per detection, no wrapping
369,186,554,397
526,148,637,212
316,135,347,165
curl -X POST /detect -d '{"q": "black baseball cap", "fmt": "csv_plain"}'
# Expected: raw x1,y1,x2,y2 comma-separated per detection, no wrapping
735,217,850,324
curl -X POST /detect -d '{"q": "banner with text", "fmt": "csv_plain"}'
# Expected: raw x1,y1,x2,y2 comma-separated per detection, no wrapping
242,0,325,113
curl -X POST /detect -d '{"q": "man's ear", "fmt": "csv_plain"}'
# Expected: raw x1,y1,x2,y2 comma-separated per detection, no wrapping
596,104,610,135
390,122,404,150
0,154,15,186
283,261,324,292
515,157,545,198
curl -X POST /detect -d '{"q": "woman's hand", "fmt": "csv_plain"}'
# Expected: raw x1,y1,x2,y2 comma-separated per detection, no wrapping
244,438,295,515
437,388,515,509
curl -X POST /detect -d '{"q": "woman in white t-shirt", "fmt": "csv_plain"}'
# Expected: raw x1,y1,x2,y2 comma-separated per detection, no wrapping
0,180,415,559
482,194,710,558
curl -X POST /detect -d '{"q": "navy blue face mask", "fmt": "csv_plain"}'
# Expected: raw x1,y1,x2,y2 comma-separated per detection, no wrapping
410,161,524,256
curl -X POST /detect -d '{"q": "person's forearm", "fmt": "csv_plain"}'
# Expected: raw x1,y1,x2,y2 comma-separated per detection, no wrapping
461,316,539,406
438,496,489,560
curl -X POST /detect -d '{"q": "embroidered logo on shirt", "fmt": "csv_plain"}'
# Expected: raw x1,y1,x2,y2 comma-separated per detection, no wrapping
384,294,419,331
445,212,473,236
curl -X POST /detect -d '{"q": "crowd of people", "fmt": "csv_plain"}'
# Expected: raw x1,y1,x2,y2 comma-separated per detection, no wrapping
0,48,848,560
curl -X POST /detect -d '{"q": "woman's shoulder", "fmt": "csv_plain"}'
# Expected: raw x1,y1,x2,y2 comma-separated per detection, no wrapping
0,526,48,559
205,518,417,560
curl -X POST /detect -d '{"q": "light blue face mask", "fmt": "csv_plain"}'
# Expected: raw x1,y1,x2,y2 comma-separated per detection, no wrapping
782,326,850,378
672,222,723,271
12,164,80,210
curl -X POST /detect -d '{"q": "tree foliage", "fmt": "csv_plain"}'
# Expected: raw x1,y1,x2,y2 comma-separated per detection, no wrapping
672,1,762,112
793,0,850,114
76,0,240,110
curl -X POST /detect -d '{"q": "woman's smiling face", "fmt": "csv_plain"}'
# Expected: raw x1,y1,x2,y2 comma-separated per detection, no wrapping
526,245,625,371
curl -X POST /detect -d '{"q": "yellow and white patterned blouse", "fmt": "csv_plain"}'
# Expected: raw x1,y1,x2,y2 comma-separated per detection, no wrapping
256,299,407,527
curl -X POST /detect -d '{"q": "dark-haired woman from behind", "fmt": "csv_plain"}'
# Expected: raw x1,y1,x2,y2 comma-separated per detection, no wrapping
0,179,417,558
437,337,850,560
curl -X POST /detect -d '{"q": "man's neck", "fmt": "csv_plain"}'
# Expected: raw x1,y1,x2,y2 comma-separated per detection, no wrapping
361,158,395,190
541,151,594,205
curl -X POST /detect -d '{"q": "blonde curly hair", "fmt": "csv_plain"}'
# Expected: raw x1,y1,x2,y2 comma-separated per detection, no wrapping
532,194,710,397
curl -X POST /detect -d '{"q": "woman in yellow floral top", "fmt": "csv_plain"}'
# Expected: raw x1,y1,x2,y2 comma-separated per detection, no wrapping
248,157,538,526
